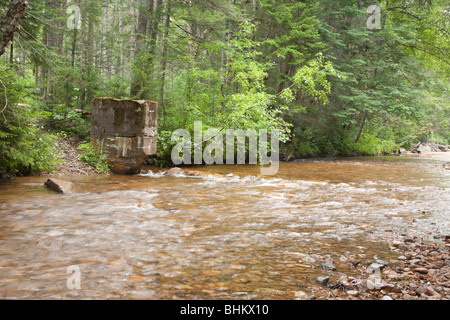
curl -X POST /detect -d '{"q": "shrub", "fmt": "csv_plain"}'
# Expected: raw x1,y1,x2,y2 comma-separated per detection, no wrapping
77,141,109,174
0,65,60,178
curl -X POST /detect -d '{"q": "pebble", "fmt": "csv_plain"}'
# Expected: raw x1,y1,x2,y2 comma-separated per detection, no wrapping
294,291,308,298
254,288,284,296
391,240,403,247
302,257,316,264
46,230,64,237
316,276,330,286
381,295,393,300
414,267,428,274
321,263,336,271
376,259,389,267
231,292,248,297
368,263,385,271
347,290,359,297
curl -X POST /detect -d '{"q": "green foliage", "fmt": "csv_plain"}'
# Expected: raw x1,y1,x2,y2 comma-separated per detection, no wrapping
343,134,397,156
0,64,60,178
77,141,109,174
1,0,448,172
147,131,178,167
295,141,320,158
103,74,130,100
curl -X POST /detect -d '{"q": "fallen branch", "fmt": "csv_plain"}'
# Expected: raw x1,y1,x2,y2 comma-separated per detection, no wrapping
0,78,8,115
73,109,92,116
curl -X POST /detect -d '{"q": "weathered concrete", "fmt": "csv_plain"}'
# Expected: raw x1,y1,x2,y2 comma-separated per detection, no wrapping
91,98,158,174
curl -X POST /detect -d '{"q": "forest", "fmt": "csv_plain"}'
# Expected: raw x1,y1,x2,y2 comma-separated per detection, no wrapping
0,0,449,178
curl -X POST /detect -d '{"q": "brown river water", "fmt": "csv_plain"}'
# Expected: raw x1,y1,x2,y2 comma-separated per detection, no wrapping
0,156,449,299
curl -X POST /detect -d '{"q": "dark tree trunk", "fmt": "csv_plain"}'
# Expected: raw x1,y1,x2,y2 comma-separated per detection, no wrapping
0,0,29,57
354,111,367,144
159,0,171,128
130,0,151,98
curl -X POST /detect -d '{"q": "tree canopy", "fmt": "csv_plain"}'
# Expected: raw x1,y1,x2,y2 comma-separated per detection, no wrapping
0,0,448,176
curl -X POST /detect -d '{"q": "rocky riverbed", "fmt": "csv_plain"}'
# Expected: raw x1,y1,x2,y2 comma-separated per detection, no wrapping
307,235,450,300
141,166,450,300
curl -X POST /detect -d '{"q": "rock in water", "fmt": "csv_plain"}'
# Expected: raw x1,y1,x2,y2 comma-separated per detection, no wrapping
44,179,74,195
166,167,186,176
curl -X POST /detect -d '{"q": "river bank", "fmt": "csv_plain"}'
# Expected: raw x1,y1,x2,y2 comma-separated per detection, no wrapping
307,231,450,300
46,138,450,178
48,137,100,176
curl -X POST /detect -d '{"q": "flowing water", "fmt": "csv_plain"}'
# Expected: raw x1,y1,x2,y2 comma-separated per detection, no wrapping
0,156,449,299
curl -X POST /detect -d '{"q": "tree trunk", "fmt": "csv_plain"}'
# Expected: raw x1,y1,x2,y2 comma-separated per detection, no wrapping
118,1,125,78
101,0,109,80
159,0,171,128
0,0,29,57
87,3,94,67
9,35,14,64
71,22,78,67
354,111,367,144
130,0,151,97
80,0,86,69
145,0,162,97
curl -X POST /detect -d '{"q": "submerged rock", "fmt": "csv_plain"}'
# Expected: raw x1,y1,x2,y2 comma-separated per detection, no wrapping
166,167,186,176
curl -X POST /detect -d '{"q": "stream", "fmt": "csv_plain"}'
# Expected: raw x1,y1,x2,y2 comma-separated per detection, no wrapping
0,156,449,299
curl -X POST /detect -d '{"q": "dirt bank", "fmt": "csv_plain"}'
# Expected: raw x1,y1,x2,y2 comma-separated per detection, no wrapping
49,137,101,176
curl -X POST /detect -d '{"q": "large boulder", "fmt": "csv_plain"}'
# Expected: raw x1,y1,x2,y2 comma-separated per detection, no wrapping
417,144,432,154
91,98,158,174
412,142,450,154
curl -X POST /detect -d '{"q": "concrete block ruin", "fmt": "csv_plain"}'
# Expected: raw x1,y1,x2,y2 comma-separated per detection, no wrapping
91,98,158,174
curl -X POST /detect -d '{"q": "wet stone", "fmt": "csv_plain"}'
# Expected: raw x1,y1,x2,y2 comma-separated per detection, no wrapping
347,290,359,297
44,179,74,195
321,263,336,271
254,288,284,296
316,276,330,286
